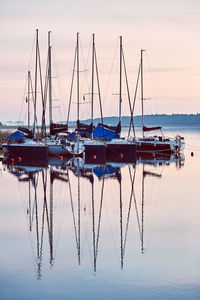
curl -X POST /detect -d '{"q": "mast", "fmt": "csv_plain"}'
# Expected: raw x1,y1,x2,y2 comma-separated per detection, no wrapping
91,34,95,137
94,39,103,124
67,34,77,127
119,36,122,128
128,62,141,139
141,49,145,138
77,33,80,125
48,31,53,129
33,29,38,138
27,71,31,130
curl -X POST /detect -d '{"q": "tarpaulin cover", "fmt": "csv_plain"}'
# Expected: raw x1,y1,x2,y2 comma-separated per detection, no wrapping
98,122,121,134
92,124,119,140
7,131,26,140
67,132,76,139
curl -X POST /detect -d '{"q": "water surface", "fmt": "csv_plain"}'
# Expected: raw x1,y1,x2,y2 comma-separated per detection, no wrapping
0,128,200,299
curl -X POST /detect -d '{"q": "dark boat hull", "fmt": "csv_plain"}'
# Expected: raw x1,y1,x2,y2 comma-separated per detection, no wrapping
136,142,173,154
84,144,106,164
106,142,137,163
3,155,48,168
3,144,48,161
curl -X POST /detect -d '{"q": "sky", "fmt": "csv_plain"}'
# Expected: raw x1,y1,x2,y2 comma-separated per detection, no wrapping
0,0,200,123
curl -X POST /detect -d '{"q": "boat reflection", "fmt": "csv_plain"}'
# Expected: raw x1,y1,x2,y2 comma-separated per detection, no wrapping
3,152,184,276
137,152,185,168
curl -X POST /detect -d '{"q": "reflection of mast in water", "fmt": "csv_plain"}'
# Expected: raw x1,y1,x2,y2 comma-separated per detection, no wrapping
141,164,162,254
119,170,123,269
121,165,137,268
49,168,54,266
141,165,144,254
21,169,43,279
91,170,105,272
25,169,43,279
119,165,138,269
36,169,49,279
68,161,105,272
5,165,46,279
26,168,57,279
68,161,81,265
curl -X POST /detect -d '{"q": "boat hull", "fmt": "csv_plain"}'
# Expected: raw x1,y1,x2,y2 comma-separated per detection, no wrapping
84,144,106,164
136,142,173,153
2,143,48,161
48,144,72,156
47,141,84,157
106,141,137,163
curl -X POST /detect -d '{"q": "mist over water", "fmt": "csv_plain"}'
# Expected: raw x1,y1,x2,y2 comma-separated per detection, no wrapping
0,128,200,300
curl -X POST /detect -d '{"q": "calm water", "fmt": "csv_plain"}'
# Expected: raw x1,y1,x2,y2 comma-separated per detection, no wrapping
0,128,200,300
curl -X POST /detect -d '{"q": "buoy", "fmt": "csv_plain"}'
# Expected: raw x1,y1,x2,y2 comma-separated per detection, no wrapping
120,153,123,159
152,153,155,157
191,152,194,157
17,156,22,162
59,155,63,161
10,158,14,165
93,155,97,159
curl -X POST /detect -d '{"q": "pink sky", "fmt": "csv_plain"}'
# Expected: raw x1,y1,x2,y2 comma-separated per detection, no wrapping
0,0,200,123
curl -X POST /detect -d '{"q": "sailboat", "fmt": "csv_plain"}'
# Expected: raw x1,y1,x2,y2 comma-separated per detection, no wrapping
100,36,137,163
67,33,107,163
44,32,84,158
135,49,185,154
2,30,48,162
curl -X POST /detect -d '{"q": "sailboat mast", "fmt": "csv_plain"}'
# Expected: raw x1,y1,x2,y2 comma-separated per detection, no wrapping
141,49,145,138
67,34,77,127
91,33,95,136
94,42,103,124
77,33,80,125
119,36,122,127
33,29,38,138
27,71,31,130
48,31,53,129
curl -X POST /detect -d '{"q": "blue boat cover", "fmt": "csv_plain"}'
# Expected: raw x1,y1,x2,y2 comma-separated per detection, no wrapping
7,131,27,140
67,131,76,139
92,124,119,140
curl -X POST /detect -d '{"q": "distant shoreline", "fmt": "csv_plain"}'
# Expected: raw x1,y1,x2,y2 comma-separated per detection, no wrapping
1,124,200,130
1,114,200,129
